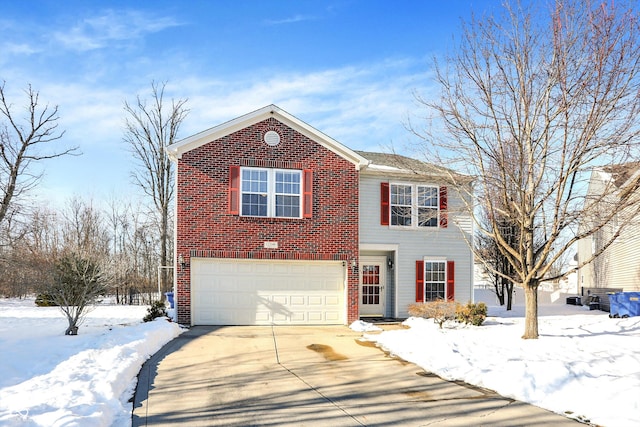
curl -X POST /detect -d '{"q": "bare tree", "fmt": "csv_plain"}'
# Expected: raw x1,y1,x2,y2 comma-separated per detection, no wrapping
0,82,78,228
477,218,516,310
50,252,108,335
413,0,640,338
123,81,187,296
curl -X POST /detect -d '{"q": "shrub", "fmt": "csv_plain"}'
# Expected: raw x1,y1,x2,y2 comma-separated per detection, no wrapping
455,302,487,326
35,293,58,307
408,300,457,329
143,300,168,322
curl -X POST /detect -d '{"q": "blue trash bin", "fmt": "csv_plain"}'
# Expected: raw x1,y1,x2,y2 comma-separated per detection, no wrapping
608,293,622,318
617,292,640,318
164,292,174,309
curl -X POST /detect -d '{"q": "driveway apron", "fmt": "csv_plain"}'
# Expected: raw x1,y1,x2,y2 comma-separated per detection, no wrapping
132,325,578,426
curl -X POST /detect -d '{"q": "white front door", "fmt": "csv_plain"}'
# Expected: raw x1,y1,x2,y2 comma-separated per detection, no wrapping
359,256,386,316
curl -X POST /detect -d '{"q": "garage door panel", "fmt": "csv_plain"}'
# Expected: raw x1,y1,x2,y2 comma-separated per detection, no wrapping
191,259,345,325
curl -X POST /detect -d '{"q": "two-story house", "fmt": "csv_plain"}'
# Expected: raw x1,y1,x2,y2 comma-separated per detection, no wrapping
577,164,640,307
167,105,474,326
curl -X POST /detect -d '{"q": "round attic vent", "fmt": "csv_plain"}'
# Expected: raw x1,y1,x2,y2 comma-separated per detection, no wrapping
264,130,281,146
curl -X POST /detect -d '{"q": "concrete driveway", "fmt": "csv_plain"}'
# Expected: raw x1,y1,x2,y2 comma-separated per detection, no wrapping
132,325,578,426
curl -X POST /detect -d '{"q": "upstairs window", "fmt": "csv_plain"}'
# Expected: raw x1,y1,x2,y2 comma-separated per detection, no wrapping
390,184,412,226
241,168,301,218
387,183,445,228
229,166,312,219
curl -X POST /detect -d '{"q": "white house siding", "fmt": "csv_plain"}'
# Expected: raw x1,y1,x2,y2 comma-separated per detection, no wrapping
359,174,474,318
608,203,640,291
578,168,640,292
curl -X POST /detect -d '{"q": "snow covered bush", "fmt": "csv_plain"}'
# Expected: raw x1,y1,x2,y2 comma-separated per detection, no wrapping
143,300,167,322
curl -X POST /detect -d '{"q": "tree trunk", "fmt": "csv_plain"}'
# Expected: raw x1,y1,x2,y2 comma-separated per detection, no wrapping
494,274,505,305
506,281,514,311
522,281,539,339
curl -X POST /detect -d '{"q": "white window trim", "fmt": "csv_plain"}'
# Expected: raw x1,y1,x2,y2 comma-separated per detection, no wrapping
390,182,440,228
240,167,302,218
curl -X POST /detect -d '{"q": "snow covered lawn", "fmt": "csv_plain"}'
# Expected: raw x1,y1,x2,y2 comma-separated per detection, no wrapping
359,290,640,427
1,292,638,427
0,298,183,426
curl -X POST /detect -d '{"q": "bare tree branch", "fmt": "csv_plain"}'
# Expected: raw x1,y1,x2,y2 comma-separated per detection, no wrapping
0,81,79,229
413,0,640,339
123,81,188,295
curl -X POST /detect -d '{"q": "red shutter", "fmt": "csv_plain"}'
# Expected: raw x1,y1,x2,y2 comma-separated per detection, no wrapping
381,182,390,225
229,166,240,215
446,260,455,301
439,186,448,228
303,169,313,218
416,260,424,302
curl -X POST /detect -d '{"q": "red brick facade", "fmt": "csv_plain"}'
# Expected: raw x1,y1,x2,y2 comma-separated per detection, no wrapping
175,117,360,324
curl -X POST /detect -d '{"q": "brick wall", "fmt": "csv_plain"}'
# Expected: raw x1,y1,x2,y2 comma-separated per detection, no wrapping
175,117,360,324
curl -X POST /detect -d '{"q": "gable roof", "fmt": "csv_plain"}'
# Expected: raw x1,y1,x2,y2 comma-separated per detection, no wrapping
167,104,369,170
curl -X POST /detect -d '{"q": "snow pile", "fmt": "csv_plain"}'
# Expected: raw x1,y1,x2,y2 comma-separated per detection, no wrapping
364,290,640,426
349,320,382,332
0,299,183,426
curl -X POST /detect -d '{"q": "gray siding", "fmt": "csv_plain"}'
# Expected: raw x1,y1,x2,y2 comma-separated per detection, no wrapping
578,170,640,292
359,174,474,318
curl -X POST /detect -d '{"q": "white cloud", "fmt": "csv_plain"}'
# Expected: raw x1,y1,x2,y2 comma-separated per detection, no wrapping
178,59,432,151
52,10,182,52
263,14,318,25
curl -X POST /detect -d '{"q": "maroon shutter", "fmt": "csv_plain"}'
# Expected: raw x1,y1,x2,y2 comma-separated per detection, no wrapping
303,169,313,218
381,182,390,225
446,260,455,301
439,186,448,228
229,166,240,214
416,260,424,302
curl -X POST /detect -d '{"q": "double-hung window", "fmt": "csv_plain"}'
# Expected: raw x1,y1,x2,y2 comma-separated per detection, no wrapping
390,184,412,226
415,259,455,302
417,186,438,227
424,261,446,301
389,183,441,227
240,168,302,218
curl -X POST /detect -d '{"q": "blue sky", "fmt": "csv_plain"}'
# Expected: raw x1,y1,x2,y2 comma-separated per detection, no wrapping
1,0,501,206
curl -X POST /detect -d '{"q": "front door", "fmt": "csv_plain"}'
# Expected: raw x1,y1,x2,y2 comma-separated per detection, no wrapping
359,256,386,316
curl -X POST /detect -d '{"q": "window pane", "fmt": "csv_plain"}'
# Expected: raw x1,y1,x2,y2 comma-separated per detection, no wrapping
391,206,412,226
242,169,267,193
276,171,300,195
418,207,438,227
417,186,438,207
391,185,412,226
275,195,300,217
242,194,267,216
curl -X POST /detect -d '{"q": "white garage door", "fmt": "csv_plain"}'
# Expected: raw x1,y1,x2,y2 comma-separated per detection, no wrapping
191,258,346,325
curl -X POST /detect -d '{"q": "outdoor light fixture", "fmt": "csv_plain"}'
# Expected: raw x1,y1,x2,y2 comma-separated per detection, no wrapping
387,257,394,270
351,259,358,274
178,254,186,270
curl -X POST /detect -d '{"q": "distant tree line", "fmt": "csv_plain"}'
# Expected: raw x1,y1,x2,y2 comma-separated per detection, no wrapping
0,80,186,310
0,195,173,304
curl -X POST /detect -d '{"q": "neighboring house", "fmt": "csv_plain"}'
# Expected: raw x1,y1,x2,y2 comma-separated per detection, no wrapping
577,164,640,304
167,105,474,326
